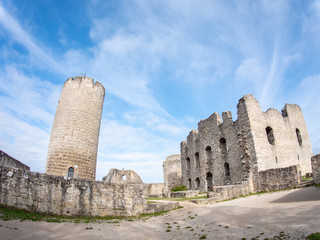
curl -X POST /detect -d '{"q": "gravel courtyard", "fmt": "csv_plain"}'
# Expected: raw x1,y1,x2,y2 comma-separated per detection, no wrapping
0,187,319,240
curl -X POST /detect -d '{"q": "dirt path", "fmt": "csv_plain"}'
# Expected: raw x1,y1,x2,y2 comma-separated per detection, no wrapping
1,187,319,240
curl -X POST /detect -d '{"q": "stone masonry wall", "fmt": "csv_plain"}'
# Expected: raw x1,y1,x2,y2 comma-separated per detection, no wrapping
0,166,148,217
0,150,30,171
163,154,182,195
102,168,143,184
244,95,312,176
46,76,105,181
180,94,312,193
311,154,320,184
258,165,300,192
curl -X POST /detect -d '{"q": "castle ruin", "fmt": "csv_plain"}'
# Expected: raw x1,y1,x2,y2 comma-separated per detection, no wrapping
177,94,313,193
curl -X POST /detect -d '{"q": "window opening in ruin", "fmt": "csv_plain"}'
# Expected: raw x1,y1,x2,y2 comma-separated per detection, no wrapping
220,138,227,156
122,175,127,181
188,179,192,189
195,177,200,189
68,167,74,178
275,156,278,163
296,128,302,146
205,146,212,167
297,154,299,160
186,157,191,170
266,126,275,145
195,152,200,168
224,162,230,177
206,172,213,191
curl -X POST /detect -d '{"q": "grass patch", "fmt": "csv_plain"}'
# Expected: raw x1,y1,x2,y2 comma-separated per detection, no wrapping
0,204,179,223
199,235,207,239
307,232,320,240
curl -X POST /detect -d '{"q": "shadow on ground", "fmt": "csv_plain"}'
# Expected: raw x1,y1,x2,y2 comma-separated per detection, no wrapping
270,187,320,203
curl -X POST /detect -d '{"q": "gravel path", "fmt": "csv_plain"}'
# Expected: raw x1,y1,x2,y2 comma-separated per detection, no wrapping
0,187,319,240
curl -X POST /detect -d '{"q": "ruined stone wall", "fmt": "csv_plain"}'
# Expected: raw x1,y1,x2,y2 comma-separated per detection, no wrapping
181,110,248,192
46,76,105,181
143,183,165,198
102,169,143,184
258,165,300,192
243,95,312,176
180,94,312,192
0,150,30,171
311,154,320,184
163,154,182,195
0,166,147,217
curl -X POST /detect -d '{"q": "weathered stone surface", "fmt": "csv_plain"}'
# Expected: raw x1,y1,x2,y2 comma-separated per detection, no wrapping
171,190,199,198
0,166,149,216
163,154,182,196
103,168,143,184
258,165,301,192
143,183,165,198
46,77,105,181
0,150,30,171
311,154,320,184
178,94,312,193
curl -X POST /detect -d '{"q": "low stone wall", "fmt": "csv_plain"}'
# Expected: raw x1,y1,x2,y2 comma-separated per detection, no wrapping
311,154,320,184
146,201,180,214
0,150,30,171
143,183,165,198
171,190,199,198
194,180,251,204
258,165,300,191
0,166,148,216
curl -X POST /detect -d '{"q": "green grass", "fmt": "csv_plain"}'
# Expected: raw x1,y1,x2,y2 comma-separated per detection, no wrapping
307,232,320,240
0,204,180,223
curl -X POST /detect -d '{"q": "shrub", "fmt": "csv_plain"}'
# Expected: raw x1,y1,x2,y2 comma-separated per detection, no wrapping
171,185,187,192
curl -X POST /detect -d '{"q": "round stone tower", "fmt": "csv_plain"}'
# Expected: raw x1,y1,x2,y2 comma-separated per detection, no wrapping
46,76,105,181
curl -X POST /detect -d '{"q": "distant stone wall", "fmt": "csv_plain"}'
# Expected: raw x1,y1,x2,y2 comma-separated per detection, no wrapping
0,150,30,171
163,154,182,196
171,190,199,198
103,168,143,184
146,202,180,214
0,166,148,217
195,180,251,204
311,154,320,184
258,165,300,192
143,183,165,198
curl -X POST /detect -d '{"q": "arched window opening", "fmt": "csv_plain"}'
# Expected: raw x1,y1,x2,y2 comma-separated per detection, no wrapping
188,179,192,189
186,157,191,170
296,128,302,146
195,152,200,168
122,175,127,181
206,172,213,191
195,178,200,189
205,146,212,167
266,126,275,145
224,163,230,177
68,167,74,178
220,138,227,156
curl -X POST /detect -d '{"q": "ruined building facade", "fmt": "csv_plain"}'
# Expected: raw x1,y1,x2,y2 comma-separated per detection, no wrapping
46,76,105,181
180,94,313,192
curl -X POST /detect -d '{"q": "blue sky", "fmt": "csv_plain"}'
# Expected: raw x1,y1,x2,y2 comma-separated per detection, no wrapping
0,0,319,183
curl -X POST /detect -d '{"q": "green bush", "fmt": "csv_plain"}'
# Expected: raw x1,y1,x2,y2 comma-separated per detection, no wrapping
171,185,187,192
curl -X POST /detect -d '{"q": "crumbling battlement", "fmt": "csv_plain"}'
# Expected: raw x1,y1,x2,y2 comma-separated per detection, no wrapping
0,150,30,171
163,154,182,196
180,94,312,193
